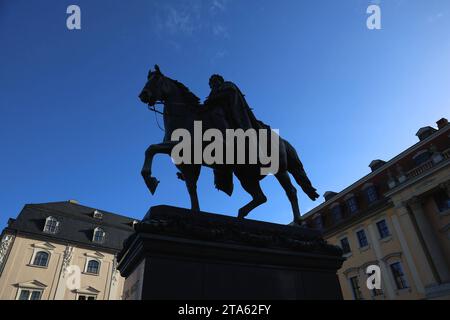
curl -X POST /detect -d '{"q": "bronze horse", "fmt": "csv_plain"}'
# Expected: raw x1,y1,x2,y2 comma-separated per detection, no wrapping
138,65,318,224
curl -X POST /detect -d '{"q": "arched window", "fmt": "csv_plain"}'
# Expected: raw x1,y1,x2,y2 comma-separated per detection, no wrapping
33,251,49,267
92,228,105,243
43,216,59,234
86,260,100,275
390,262,409,290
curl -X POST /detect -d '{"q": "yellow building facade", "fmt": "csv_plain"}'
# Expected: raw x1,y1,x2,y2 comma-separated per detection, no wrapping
0,201,135,300
304,118,450,300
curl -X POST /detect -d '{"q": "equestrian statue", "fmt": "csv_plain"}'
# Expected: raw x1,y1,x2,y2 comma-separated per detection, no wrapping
138,65,319,225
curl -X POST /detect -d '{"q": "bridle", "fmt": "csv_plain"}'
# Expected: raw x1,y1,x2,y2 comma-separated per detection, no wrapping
146,100,198,117
146,100,202,132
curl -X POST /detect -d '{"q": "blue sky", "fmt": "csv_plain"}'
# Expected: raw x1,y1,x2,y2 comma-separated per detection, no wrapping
1,0,449,227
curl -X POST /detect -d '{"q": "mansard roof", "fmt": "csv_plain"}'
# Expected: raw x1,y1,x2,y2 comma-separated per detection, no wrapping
6,201,136,253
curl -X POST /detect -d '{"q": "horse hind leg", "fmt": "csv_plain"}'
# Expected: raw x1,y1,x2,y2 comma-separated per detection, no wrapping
275,171,302,224
237,179,267,219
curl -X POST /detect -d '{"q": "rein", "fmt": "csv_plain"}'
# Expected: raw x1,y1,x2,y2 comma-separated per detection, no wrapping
147,100,201,132
147,103,165,131
147,101,198,118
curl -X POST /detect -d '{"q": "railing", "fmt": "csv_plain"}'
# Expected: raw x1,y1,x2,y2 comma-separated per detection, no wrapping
406,159,435,178
443,148,450,160
406,149,450,179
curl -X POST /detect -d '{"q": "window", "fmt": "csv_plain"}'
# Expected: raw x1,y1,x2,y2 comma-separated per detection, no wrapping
43,216,59,234
32,251,49,267
340,237,351,254
331,205,342,223
86,260,100,275
346,197,358,214
17,289,42,300
412,150,431,166
434,190,450,212
313,216,323,230
349,276,363,300
356,230,369,248
367,266,383,297
92,228,105,243
390,262,408,290
78,295,96,300
365,186,378,203
376,220,390,239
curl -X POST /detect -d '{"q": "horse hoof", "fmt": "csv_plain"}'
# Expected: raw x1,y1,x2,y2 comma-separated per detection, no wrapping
237,210,248,220
145,177,160,195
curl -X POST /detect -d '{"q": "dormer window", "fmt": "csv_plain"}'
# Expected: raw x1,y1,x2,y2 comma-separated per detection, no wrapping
369,160,386,172
93,210,103,220
412,150,431,166
313,215,323,230
323,191,338,202
330,204,342,223
416,126,437,141
43,216,59,234
362,184,379,204
92,228,105,243
345,195,358,214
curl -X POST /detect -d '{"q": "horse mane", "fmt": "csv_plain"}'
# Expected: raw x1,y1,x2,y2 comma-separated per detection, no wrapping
168,77,201,105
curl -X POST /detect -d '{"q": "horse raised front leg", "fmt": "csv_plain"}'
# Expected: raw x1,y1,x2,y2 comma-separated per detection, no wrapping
141,143,172,195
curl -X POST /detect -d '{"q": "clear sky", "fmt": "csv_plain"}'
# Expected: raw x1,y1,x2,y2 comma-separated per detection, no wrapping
1,0,449,227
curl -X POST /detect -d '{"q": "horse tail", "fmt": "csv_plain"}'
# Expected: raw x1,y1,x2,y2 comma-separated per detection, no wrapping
284,139,320,201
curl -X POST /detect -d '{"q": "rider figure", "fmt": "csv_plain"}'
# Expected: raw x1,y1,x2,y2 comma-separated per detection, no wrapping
204,74,268,197
204,74,263,131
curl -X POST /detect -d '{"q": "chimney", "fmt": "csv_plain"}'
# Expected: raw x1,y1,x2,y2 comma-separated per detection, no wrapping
437,118,448,129
369,159,386,172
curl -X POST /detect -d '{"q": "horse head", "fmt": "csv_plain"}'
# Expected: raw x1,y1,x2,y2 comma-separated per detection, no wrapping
139,64,201,108
139,64,167,106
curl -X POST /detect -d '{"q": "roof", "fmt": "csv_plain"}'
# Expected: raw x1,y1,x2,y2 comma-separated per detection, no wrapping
5,201,136,253
304,121,450,219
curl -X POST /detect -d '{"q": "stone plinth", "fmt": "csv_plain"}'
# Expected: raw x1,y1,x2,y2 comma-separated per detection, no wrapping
118,205,344,300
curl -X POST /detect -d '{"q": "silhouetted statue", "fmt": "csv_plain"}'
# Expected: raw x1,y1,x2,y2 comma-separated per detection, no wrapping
205,74,261,131
138,65,319,225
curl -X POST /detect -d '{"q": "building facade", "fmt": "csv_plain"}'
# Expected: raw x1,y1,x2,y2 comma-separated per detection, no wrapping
0,201,136,300
304,118,450,300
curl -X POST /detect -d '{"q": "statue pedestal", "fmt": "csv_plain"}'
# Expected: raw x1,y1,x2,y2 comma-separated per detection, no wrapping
117,205,344,300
